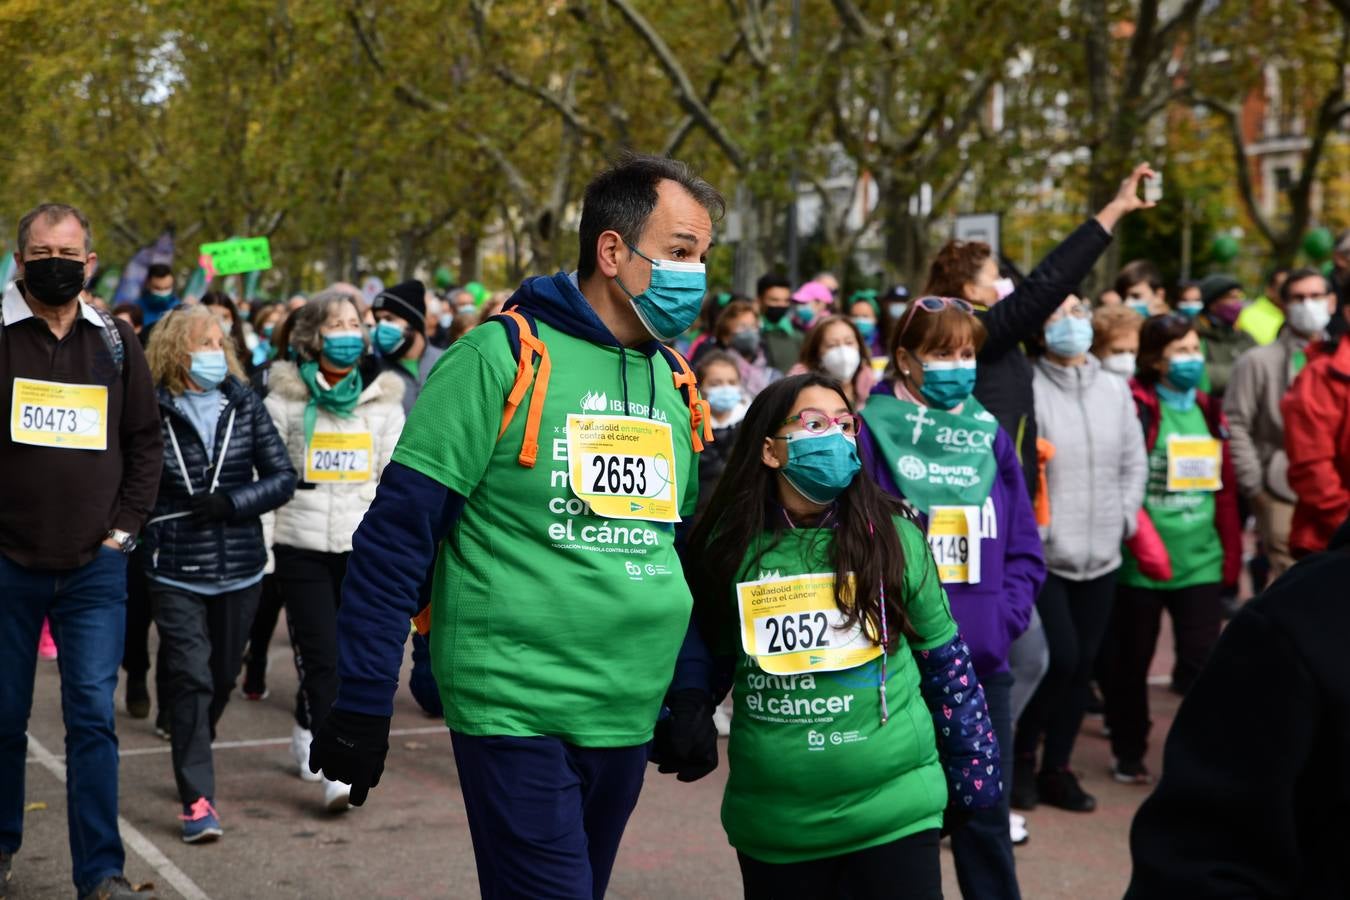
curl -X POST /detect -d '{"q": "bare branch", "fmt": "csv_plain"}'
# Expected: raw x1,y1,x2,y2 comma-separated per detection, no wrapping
661,33,746,158
605,0,746,169
829,0,887,46
347,8,451,114
1186,91,1278,247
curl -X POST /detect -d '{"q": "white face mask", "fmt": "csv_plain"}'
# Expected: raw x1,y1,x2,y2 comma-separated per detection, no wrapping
1286,299,1332,337
1100,352,1136,377
821,344,861,381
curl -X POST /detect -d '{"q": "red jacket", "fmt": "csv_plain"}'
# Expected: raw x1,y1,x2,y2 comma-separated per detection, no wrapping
1129,379,1243,588
1282,335,1350,556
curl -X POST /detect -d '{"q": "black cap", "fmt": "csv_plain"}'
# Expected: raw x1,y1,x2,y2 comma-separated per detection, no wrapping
1199,274,1242,307
372,280,427,331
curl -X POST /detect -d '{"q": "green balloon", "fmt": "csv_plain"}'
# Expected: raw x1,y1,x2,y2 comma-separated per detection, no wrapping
1211,234,1240,263
465,281,489,304
434,266,454,290
1303,227,1334,261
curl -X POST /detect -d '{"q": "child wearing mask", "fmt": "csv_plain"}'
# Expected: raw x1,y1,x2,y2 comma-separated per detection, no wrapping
703,300,781,399
692,350,749,526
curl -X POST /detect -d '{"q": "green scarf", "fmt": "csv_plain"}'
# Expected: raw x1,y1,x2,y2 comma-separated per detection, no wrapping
298,360,362,446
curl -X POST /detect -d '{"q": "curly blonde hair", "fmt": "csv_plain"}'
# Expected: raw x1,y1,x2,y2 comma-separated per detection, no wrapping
145,305,245,395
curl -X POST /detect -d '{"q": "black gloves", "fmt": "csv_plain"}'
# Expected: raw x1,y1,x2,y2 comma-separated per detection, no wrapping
190,492,233,525
309,708,390,805
651,689,719,782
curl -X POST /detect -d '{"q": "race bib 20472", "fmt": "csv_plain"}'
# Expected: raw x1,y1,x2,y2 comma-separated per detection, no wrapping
305,431,373,482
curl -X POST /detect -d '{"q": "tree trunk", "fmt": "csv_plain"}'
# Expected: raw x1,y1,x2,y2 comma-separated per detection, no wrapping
458,231,480,283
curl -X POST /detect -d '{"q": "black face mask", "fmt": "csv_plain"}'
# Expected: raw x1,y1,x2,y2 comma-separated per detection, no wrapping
23,257,87,307
763,305,789,324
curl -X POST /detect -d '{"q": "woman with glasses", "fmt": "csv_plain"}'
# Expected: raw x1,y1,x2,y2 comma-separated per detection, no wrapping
1099,314,1240,786
857,295,1044,900
1009,296,1147,814
679,373,1000,899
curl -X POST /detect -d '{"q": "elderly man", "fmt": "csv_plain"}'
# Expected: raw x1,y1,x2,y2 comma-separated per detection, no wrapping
0,203,163,900
1225,267,1336,578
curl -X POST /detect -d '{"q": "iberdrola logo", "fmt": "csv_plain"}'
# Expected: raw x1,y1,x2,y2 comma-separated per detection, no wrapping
757,570,782,581
580,391,609,412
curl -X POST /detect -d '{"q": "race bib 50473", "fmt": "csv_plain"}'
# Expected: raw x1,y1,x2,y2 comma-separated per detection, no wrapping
305,431,373,482
736,572,882,676
10,377,108,450
566,414,679,523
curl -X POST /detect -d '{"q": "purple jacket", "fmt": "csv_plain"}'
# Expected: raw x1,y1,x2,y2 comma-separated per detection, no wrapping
858,384,1045,678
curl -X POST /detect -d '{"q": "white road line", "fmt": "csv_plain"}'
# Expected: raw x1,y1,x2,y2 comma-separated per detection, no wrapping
26,725,448,762
26,732,212,900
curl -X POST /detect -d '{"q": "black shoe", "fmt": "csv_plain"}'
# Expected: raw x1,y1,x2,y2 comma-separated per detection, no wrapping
241,653,267,700
1112,758,1153,785
125,674,150,719
1084,682,1105,716
1010,755,1038,810
1,848,13,894
80,875,157,899
1036,768,1097,812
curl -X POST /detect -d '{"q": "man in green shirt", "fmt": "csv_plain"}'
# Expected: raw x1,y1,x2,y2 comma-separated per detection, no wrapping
310,155,723,899
757,272,802,372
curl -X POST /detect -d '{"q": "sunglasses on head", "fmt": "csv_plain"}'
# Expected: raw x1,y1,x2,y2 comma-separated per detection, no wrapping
895,295,975,341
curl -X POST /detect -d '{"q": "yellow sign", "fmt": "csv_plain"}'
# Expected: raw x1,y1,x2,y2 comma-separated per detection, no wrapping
10,378,108,450
305,431,373,482
736,572,882,676
1166,435,1221,492
927,505,982,584
566,414,679,523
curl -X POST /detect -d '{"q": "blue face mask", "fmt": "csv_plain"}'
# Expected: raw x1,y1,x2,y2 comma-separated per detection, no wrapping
919,360,977,410
1044,316,1094,357
1177,301,1203,320
705,384,742,415
1126,300,1151,318
852,318,877,341
188,350,227,391
1166,353,1206,391
457,304,478,318
795,305,817,326
373,320,407,355
617,245,706,341
438,312,454,329
780,428,861,504
887,301,907,320
322,331,365,367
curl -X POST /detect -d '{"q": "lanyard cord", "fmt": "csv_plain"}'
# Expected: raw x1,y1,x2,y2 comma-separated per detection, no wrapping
871,520,890,726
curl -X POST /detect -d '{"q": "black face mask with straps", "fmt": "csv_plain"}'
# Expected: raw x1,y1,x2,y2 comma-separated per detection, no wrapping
23,257,87,307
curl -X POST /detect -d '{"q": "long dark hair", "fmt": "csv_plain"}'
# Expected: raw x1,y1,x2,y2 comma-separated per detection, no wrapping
687,373,920,651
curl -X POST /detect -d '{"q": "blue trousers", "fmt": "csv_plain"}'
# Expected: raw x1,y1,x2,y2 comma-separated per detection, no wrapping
951,670,1021,900
0,547,129,895
450,732,648,899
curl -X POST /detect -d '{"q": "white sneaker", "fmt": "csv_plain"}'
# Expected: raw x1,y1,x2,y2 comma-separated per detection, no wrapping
712,701,732,737
323,778,351,813
1009,812,1029,846
292,725,322,782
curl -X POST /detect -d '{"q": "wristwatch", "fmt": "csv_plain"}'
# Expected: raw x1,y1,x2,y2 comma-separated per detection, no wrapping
106,529,137,553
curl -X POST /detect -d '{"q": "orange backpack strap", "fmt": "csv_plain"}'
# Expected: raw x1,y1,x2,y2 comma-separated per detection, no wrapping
659,345,713,453
493,307,551,468
412,604,432,636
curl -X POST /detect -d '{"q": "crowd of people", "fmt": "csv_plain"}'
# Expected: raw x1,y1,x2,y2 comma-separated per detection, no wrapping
5,151,1350,899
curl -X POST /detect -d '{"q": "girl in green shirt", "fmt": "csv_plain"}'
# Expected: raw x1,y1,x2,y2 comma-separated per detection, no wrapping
683,373,1002,899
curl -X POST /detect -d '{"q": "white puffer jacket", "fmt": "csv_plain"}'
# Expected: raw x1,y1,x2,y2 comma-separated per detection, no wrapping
264,361,406,554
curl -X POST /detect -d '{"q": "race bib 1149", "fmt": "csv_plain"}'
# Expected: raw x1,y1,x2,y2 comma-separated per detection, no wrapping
10,377,108,450
736,572,882,676
566,414,679,523
305,431,373,482
927,505,982,584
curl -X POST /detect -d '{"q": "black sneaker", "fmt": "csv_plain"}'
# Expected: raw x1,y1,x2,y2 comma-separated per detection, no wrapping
1112,758,1153,785
1036,768,1097,812
125,674,150,719
154,709,171,741
79,875,157,899
1009,755,1038,810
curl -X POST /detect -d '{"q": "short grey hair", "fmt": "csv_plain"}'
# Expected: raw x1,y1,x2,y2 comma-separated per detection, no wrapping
17,203,93,256
286,290,368,363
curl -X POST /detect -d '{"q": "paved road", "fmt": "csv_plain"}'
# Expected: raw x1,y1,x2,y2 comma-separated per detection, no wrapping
13,622,1183,899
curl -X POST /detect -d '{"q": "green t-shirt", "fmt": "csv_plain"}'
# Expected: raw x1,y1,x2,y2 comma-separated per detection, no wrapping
393,319,700,746
721,517,958,864
1120,402,1223,589
398,357,419,379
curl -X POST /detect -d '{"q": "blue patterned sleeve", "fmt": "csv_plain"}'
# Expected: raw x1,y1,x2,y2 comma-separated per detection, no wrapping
913,634,1003,810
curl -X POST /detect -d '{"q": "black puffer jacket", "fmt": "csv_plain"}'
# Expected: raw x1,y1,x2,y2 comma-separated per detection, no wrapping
973,219,1113,497
142,375,296,585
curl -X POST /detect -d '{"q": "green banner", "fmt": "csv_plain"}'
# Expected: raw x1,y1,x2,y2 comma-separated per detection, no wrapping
200,237,272,276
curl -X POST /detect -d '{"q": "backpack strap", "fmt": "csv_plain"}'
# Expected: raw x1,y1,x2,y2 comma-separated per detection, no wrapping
657,344,712,453
93,306,126,375
493,307,552,468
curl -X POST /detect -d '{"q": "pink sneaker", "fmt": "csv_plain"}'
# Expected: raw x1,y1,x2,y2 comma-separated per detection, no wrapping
37,619,57,661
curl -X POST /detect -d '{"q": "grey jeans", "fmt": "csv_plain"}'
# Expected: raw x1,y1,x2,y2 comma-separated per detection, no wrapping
150,581,262,807
1008,607,1049,722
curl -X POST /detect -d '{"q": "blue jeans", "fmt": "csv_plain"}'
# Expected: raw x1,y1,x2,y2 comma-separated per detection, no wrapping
951,670,1021,900
0,547,129,894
